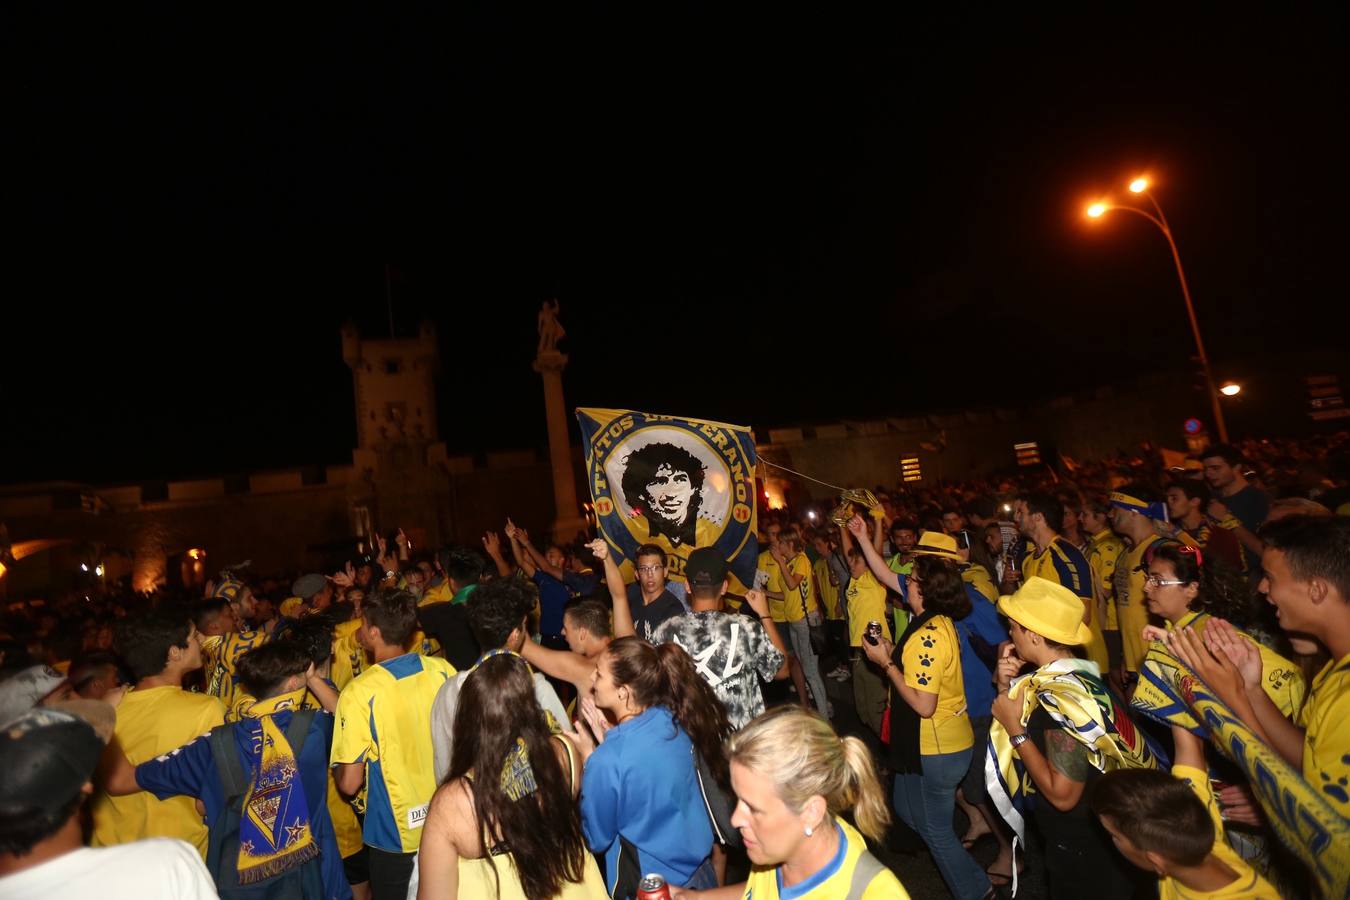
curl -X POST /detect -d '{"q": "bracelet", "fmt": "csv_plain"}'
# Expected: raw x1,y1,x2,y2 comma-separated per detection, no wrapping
759,615,774,621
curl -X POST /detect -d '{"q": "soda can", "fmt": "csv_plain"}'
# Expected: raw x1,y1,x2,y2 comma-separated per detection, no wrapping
636,873,673,900
864,620,883,644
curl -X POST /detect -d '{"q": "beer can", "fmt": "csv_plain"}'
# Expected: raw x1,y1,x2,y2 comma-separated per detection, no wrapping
636,873,673,900
864,620,883,644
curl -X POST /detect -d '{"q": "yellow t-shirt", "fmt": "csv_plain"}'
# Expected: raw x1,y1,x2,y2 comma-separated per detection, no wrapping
201,628,269,712
815,557,843,620
419,580,453,607
1297,654,1350,819
741,817,909,899
1113,533,1164,674
758,550,787,622
1087,529,1125,632
330,618,367,691
900,615,973,755
1164,766,1280,899
782,553,818,623
90,685,226,857
846,571,890,648
331,652,457,853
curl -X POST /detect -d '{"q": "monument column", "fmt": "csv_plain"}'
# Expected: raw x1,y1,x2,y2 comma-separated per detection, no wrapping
533,301,586,542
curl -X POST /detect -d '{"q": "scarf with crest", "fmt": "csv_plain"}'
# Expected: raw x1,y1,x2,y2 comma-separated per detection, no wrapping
237,687,317,884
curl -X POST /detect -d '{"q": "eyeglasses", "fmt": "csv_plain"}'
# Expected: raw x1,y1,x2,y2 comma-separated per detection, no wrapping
1143,573,1188,588
636,565,664,574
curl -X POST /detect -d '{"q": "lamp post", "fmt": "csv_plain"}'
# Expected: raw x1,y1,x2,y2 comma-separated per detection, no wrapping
1087,178,1229,442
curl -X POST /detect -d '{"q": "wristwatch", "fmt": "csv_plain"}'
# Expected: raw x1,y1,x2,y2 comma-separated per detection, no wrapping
1009,733,1029,750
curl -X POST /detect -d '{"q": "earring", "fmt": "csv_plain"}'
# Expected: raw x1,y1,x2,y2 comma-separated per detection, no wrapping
804,825,813,837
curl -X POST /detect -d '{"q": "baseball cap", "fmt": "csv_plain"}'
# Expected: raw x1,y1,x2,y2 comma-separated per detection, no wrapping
292,573,329,600
0,664,69,725
684,548,729,589
0,702,114,822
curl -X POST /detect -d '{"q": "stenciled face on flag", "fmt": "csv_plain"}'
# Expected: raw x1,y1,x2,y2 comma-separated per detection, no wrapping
577,408,759,590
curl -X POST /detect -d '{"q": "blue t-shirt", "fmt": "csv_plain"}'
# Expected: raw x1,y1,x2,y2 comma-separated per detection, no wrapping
954,586,1009,718
580,706,713,892
135,709,350,900
533,570,571,637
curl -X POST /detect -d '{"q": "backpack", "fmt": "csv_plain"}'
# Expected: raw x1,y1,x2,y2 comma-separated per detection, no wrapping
205,709,327,899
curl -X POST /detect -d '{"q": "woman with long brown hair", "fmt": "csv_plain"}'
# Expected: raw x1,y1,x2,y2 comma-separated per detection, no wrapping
572,637,729,895
416,651,605,899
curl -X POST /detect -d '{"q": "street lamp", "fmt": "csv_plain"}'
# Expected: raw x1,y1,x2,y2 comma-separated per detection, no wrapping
1085,177,1229,442
1220,382,1241,397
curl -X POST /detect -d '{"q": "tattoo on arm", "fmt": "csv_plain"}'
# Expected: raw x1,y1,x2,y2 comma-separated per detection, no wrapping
1045,729,1091,782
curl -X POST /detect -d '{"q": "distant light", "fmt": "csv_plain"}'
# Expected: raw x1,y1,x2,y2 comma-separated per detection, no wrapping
80,563,89,572
1001,503,1012,513
187,548,204,560
95,565,104,577
1128,177,1149,193
1087,202,1107,218
1220,382,1242,396
807,511,817,520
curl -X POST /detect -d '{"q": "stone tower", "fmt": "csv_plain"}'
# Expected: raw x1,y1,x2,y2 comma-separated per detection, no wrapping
342,322,452,547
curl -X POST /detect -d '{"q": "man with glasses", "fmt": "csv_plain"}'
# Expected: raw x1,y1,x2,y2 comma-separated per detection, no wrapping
601,542,688,642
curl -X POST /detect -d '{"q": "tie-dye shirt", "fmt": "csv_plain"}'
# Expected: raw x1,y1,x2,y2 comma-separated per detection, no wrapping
653,610,784,729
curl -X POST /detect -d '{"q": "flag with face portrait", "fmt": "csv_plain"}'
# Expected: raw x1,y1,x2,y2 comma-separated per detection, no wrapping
577,408,759,591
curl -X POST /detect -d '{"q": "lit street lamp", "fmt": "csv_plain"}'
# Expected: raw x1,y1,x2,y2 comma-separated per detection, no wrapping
1220,382,1241,397
1085,177,1229,442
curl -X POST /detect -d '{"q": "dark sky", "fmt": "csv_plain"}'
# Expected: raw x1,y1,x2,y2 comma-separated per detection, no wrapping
5,7,1347,484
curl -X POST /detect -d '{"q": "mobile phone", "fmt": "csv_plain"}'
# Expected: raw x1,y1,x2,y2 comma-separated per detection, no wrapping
955,530,971,550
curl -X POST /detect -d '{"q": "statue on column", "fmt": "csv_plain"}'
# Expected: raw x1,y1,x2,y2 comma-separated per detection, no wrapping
537,299,566,356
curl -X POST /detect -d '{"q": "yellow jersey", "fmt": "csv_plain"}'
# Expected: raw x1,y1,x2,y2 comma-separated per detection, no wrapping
1022,536,1108,673
1087,529,1125,632
741,817,909,899
201,628,269,712
900,615,973,755
846,571,890,648
1297,654,1350,819
1114,534,1165,673
781,553,818,623
814,556,843,620
330,618,367,691
90,685,226,857
331,652,456,853
758,550,786,622
1164,766,1280,899
419,580,453,607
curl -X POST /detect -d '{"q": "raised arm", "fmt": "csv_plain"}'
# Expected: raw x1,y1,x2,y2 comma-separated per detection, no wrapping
590,539,635,638
519,638,595,694
481,531,515,578
846,516,902,592
504,519,538,578
743,589,790,678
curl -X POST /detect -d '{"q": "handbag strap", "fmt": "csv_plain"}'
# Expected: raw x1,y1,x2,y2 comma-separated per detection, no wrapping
846,848,887,900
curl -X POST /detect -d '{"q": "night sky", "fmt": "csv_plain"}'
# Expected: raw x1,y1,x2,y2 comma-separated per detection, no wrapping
6,7,1346,485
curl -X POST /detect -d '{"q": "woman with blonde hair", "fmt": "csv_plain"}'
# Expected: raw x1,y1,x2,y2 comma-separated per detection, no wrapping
672,706,908,899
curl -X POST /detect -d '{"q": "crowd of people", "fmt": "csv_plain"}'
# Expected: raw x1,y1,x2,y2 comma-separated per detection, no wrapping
1,432,1348,900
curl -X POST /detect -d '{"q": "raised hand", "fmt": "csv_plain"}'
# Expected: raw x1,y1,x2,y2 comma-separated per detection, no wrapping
482,531,502,557
846,515,867,538
579,696,611,744
331,562,355,589
504,518,519,540
395,527,411,558
586,539,609,562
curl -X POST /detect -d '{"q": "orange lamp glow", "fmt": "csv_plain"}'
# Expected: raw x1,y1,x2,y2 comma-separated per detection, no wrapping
1220,383,1242,396
1128,178,1148,193
1087,203,1107,218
